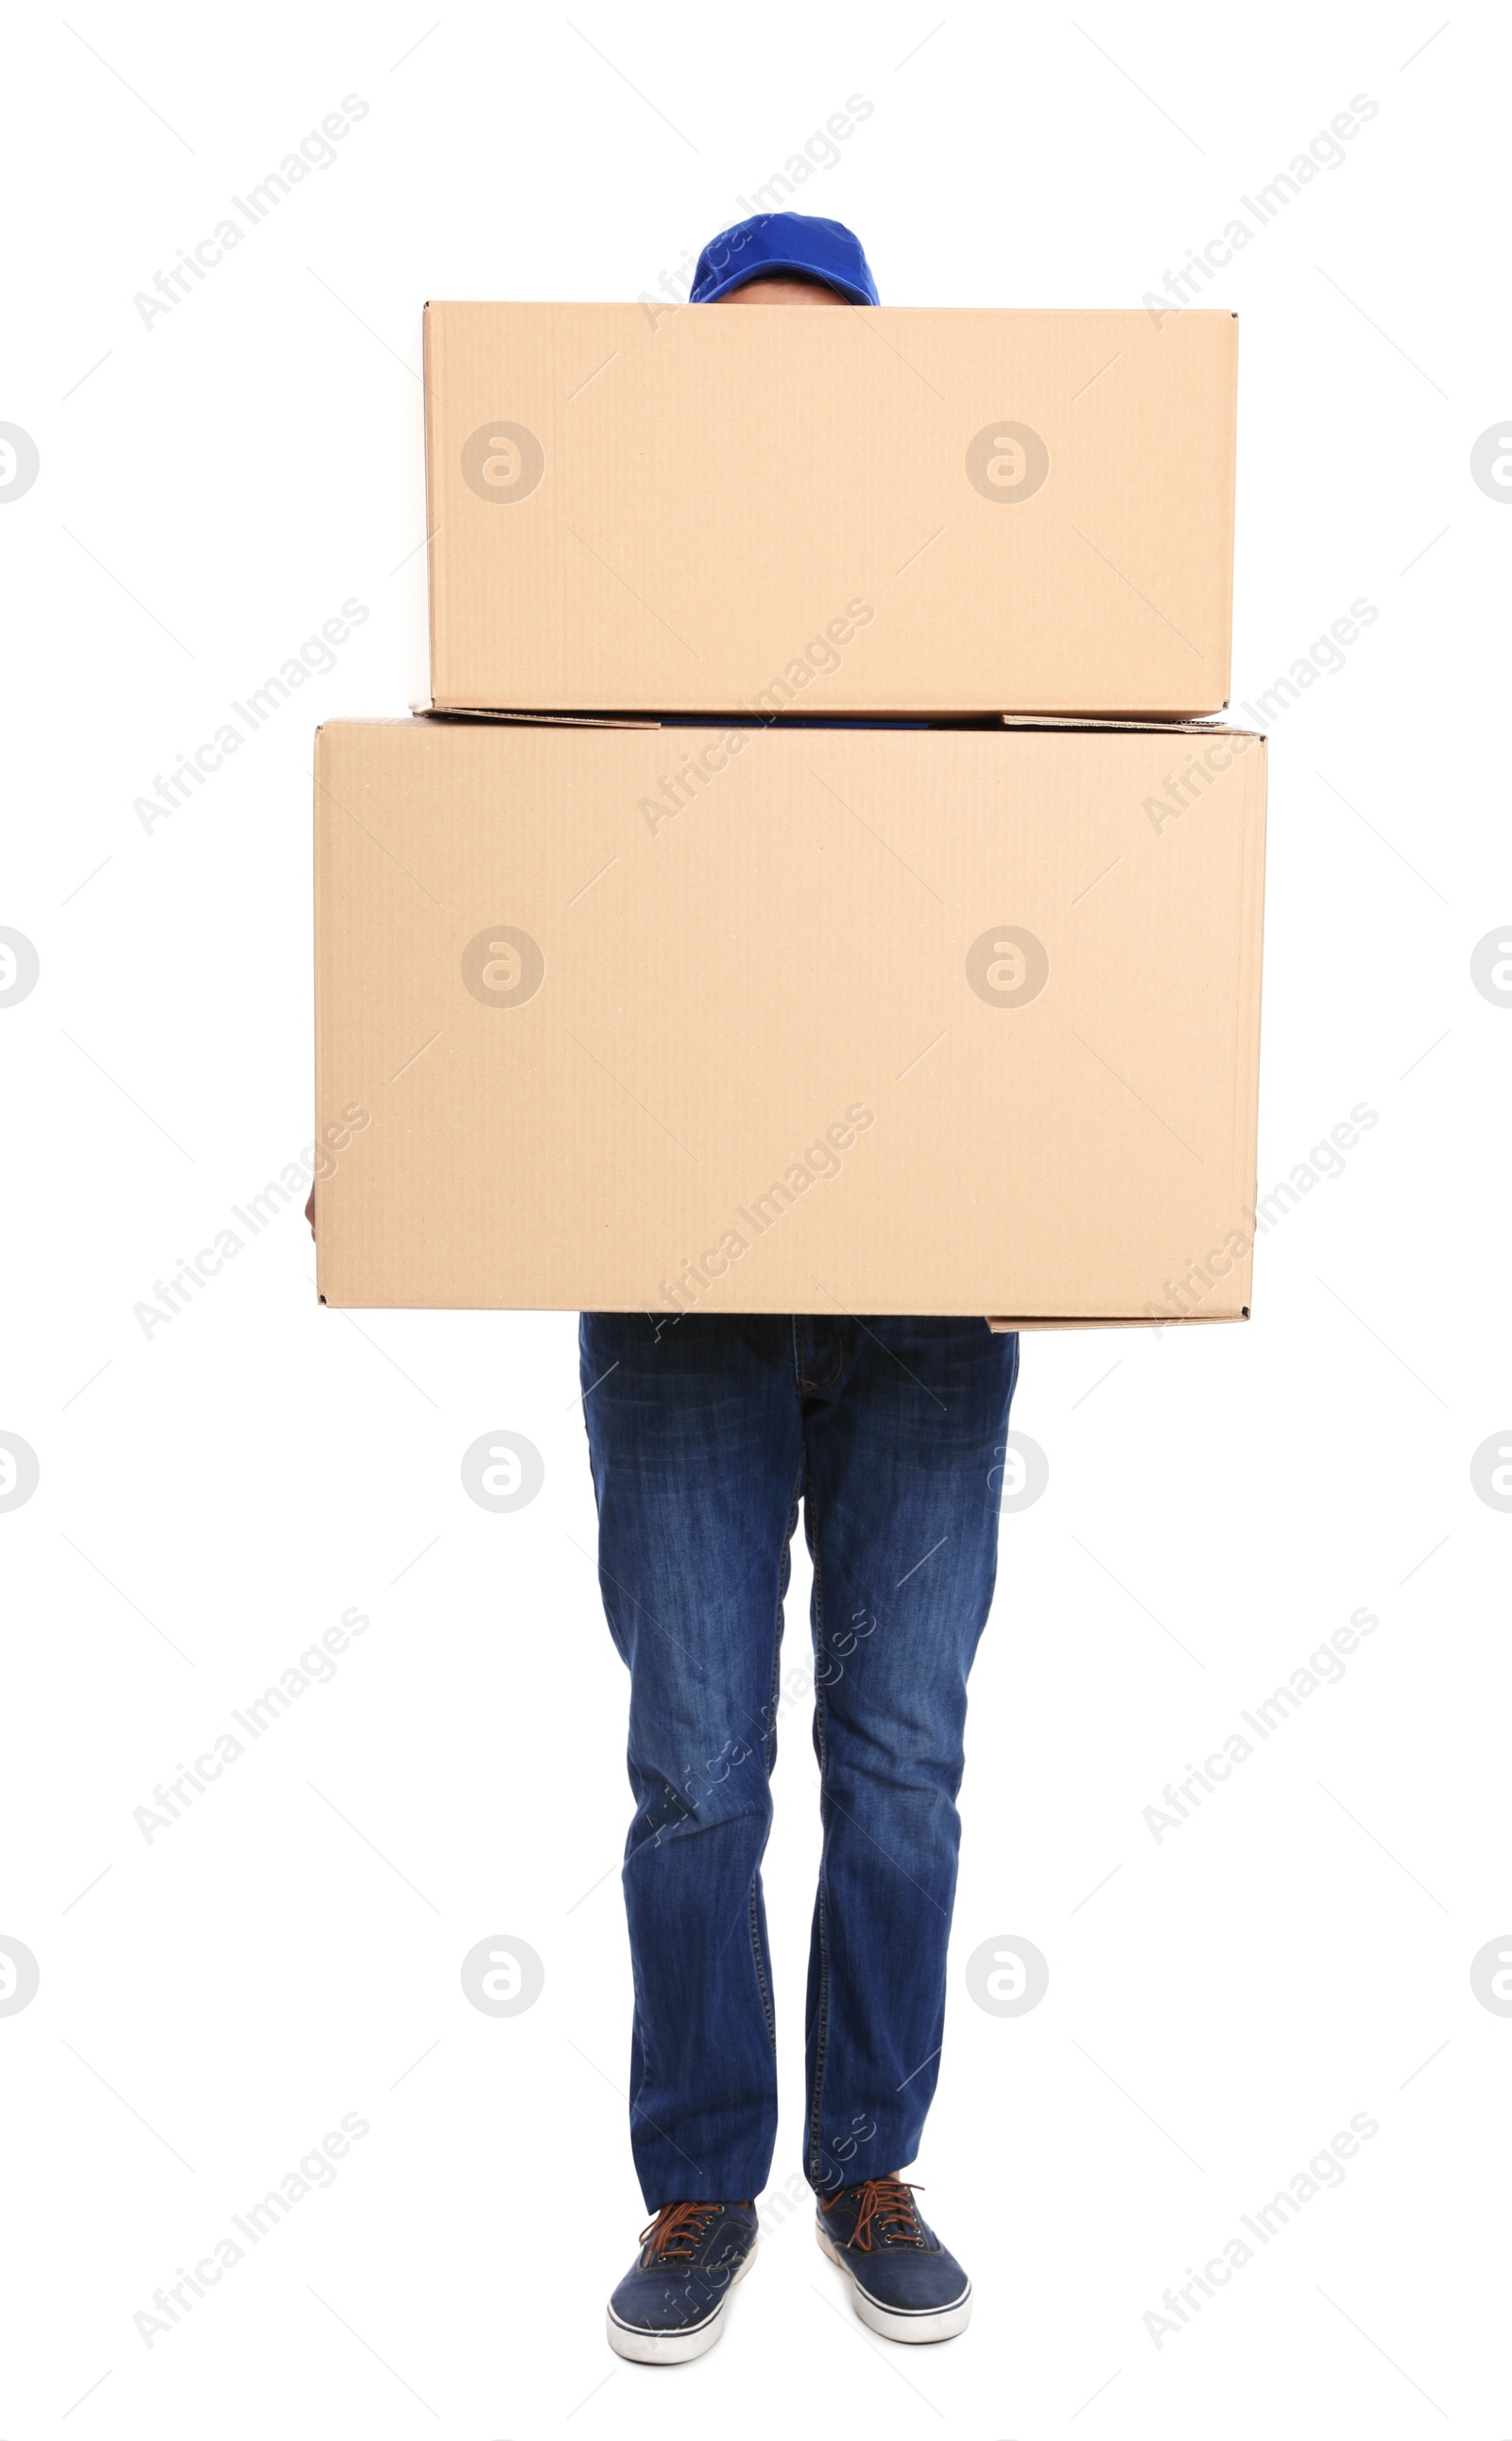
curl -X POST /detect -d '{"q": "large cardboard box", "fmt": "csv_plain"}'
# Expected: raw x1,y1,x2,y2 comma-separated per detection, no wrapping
412,304,1237,721
314,717,1264,1325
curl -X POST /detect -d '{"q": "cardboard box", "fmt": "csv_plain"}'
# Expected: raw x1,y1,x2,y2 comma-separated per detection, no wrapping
413,303,1237,721
314,717,1264,1324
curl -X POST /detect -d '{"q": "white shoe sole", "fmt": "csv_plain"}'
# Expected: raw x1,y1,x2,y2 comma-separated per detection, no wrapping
816,2221,972,2343
606,2240,758,2364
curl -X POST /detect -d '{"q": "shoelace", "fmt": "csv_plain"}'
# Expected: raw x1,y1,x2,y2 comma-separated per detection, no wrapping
820,2176,926,2251
639,2199,744,2263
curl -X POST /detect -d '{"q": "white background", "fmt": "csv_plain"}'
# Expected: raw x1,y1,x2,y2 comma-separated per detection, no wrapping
3,1,1509,2432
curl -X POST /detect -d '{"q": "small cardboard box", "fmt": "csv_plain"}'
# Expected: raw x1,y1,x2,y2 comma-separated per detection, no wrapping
412,303,1237,721
314,716,1265,1324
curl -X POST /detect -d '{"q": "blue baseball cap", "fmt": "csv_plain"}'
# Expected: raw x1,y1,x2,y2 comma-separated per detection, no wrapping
691,212,879,306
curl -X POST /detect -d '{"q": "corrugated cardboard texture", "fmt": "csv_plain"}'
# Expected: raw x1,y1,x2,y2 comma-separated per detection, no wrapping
314,719,1264,1319
418,304,1237,719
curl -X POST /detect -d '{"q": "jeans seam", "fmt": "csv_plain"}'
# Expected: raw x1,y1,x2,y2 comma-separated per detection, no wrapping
747,1875,777,2051
748,1455,804,2055
805,1469,833,2186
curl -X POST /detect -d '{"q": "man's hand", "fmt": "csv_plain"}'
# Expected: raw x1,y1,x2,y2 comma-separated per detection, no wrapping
305,1184,316,1240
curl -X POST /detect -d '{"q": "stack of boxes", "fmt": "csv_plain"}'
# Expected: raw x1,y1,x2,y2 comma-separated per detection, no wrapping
314,301,1264,1330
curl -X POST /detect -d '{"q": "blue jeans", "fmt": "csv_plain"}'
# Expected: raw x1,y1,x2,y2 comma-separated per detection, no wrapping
579,1312,1020,2209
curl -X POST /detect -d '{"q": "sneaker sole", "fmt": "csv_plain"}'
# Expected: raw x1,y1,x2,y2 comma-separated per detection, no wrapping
606,2241,758,2364
816,2222,972,2343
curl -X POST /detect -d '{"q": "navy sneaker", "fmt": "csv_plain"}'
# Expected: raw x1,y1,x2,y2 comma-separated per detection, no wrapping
606,2199,759,2363
816,2176,971,2342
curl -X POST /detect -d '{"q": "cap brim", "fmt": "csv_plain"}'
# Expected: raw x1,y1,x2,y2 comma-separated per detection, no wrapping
692,260,874,306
